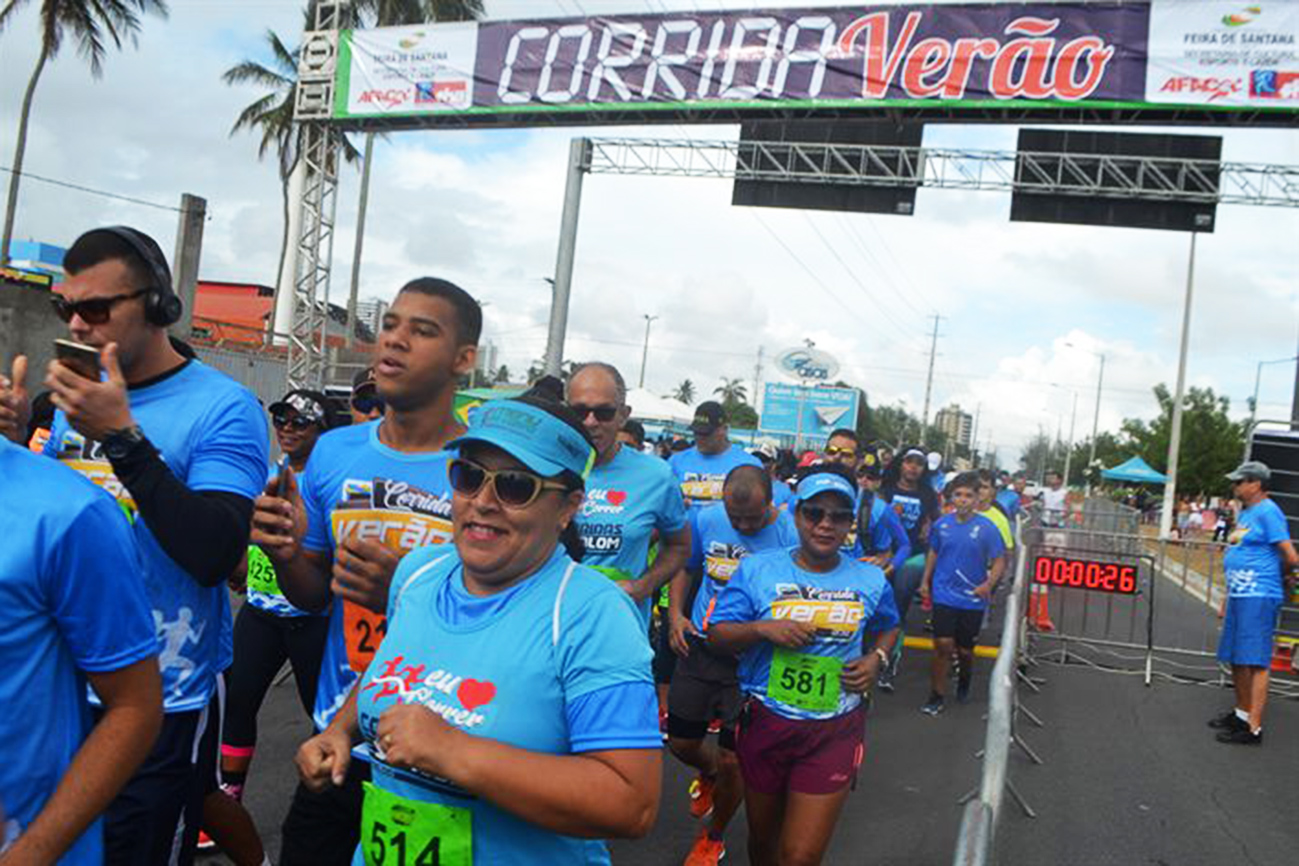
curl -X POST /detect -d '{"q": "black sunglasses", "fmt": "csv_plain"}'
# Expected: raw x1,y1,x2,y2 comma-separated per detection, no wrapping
272,413,316,431
50,289,149,325
351,393,385,415
799,505,855,527
568,403,619,423
448,458,569,509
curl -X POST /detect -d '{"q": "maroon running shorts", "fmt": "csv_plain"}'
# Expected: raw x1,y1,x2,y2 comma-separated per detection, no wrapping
736,699,865,795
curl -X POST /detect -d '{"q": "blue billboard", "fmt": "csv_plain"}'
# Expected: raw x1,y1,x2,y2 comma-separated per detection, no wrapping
761,383,860,440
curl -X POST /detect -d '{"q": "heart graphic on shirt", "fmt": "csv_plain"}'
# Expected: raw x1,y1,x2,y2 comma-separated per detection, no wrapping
607,490,627,506
457,679,496,711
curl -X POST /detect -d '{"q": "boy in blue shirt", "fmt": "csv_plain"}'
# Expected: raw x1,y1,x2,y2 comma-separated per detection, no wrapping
919,472,1006,715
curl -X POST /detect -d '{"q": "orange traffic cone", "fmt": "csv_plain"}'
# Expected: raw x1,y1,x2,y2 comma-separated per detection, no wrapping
1028,583,1055,632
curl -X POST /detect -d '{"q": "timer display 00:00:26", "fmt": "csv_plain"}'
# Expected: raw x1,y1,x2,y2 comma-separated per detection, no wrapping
1032,555,1138,595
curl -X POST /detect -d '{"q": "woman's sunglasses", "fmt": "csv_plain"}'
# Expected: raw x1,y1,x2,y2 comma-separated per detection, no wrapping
272,413,316,431
50,289,148,325
568,403,619,423
351,394,385,415
448,458,569,509
798,504,855,527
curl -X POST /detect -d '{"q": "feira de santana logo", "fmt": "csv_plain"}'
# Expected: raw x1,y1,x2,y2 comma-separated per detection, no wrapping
1223,6,1262,27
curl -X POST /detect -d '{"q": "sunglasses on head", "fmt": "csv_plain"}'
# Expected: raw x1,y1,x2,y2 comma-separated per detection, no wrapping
448,458,569,509
568,403,619,423
798,504,855,527
272,413,316,431
50,289,149,325
351,393,385,415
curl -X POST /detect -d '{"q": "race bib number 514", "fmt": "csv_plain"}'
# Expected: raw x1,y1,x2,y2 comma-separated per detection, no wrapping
362,782,472,866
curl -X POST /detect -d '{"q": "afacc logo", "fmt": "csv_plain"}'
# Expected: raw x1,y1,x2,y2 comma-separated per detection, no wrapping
1223,6,1262,27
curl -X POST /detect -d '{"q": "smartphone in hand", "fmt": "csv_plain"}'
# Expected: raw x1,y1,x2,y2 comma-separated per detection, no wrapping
276,454,292,498
53,339,102,381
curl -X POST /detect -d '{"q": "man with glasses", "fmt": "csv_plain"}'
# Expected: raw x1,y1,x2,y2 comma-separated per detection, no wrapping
567,363,691,626
1209,461,1298,746
0,225,269,864
250,277,478,865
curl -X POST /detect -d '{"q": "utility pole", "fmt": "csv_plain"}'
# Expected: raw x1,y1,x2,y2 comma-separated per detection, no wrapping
345,133,376,348
637,314,658,389
752,346,764,418
921,314,943,445
1291,322,1299,429
170,193,206,342
1062,391,1078,488
970,403,981,466
1086,353,1105,496
1159,232,1198,540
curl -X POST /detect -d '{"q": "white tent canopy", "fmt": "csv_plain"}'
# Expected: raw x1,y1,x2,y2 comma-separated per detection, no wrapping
625,388,695,425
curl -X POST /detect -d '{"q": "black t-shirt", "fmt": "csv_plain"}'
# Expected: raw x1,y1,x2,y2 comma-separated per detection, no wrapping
881,480,940,551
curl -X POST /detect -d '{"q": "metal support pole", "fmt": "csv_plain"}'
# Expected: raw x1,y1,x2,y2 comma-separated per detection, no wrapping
345,131,375,347
170,193,207,341
1291,325,1299,428
544,138,590,376
1159,233,1198,540
1086,354,1104,496
1062,391,1078,487
795,384,807,452
921,314,942,444
638,314,657,389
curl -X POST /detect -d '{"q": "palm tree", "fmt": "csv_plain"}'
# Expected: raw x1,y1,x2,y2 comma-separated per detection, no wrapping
493,364,510,385
673,379,696,405
344,0,485,340
0,0,169,266
714,377,748,406
222,17,360,332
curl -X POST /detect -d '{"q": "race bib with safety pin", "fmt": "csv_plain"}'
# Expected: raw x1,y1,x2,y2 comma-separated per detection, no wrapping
361,782,472,866
767,648,843,713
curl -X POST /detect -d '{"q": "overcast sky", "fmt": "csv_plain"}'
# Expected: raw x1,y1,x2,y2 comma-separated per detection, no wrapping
2,0,1296,466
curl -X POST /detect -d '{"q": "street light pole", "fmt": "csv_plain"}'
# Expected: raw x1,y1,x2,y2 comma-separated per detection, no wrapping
1252,355,1299,433
1062,390,1078,488
638,314,658,389
1159,232,1198,541
1087,353,1105,496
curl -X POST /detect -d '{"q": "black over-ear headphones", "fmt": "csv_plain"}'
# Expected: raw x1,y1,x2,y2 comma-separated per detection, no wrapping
94,225,183,327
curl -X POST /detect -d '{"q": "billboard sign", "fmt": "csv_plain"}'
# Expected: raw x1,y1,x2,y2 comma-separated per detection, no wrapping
761,382,860,438
775,346,840,382
333,2,1298,125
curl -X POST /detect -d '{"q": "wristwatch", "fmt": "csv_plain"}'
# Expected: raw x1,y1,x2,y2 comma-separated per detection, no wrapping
102,425,148,462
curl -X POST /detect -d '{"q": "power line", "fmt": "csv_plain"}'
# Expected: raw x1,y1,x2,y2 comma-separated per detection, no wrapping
0,165,189,214
836,214,930,321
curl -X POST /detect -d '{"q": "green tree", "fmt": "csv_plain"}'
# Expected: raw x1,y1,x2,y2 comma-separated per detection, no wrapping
1120,384,1244,496
714,377,748,405
493,364,510,385
0,0,169,266
673,379,696,405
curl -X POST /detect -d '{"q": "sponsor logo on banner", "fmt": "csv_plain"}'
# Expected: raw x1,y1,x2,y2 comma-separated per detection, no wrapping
1250,68,1299,97
1158,75,1243,100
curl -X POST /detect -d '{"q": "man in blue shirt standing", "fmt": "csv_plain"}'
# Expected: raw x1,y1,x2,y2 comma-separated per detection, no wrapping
0,441,162,865
919,473,1006,716
670,401,761,510
2,226,269,864
1209,461,1297,745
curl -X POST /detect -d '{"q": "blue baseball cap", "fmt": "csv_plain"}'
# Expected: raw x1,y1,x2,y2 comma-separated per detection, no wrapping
450,399,596,480
795,471,857,507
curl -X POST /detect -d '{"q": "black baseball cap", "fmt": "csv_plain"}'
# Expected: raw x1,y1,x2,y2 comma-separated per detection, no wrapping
269,390,332,428
691,401,726,434
352,366,377,395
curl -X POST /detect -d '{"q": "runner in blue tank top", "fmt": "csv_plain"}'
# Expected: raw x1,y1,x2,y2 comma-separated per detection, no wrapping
291,395,662,865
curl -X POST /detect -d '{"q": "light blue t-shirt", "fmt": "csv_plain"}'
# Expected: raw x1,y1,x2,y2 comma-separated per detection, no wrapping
687,503,798,632
353,544,658,865
773,479,795,510
0,442,158,864
711,549,899,721
576,444,688,624
995,489,1022,520
669,445,761,509
930,513,1007,611
1224,499,1290,599
45,360,268,712
300,420,456,730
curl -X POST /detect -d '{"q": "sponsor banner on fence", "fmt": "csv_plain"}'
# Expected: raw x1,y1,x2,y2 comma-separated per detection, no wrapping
333,1,1298,123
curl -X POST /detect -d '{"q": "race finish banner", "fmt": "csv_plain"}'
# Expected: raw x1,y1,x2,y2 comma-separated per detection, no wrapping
332,1,1298,125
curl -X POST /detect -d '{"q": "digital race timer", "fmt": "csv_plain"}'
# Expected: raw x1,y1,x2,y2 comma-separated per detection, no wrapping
1032,554,1138,595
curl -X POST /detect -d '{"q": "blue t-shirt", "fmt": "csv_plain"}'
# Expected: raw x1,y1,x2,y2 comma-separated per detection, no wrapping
856,495,912,574
576,445,688,624
711,549,899,721
353,544,658,865
1224,499,1290,599
669,445,761,509
773,479,795,511
929,513,1007,611
0,442,158,864
687,503,798,632
300,420,456,730
44,360,268,712
995,489,1022,520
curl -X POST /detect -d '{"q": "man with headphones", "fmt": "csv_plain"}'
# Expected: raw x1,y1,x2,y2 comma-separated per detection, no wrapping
0,226,269,864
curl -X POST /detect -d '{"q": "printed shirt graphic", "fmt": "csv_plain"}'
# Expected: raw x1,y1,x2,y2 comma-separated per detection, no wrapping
1223,499,1290,598
930,514,1006,611
0,442,158,865
881,482,939,551
246,466,315,618
669,445,761,508
687,503,798,632
576,445,688,625
300,421,455,730
44,361,268,712
711,549,898,721
354,545,652,865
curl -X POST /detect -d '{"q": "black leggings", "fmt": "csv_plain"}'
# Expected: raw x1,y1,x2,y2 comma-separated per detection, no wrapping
222,603,328,752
